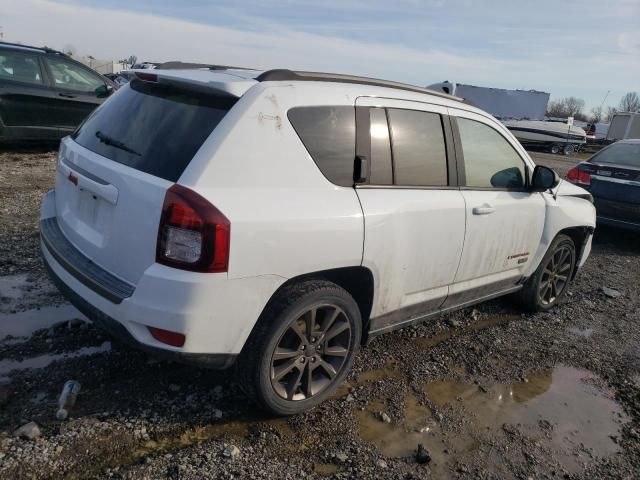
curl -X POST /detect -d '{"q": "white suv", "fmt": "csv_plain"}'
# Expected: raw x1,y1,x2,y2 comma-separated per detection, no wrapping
40,67,596,415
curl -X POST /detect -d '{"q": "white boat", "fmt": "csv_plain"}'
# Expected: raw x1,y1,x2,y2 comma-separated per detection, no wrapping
503,119,586,153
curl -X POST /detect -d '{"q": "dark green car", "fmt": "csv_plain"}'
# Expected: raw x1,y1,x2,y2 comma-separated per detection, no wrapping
0,41,115,143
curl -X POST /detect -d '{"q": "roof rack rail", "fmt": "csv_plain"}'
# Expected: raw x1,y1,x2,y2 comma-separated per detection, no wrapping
256,69,464,102
156,61,255,71
43,47,67,56
0,41,68,56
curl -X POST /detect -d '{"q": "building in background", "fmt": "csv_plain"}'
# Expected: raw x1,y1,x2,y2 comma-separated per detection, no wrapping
76,56,128,75
427,81,550,120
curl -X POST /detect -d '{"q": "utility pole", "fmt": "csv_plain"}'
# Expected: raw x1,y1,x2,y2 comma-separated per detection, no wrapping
598,90,610,114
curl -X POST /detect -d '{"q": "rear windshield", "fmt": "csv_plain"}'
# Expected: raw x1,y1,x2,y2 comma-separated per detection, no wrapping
591,143,640,168
72,79,236,182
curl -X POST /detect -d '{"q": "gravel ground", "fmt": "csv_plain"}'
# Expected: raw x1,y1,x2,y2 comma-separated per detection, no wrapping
0,147,639,479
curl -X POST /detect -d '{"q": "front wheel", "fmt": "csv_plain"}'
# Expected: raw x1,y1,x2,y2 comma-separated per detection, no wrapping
517,234,576,312
237,280,362,415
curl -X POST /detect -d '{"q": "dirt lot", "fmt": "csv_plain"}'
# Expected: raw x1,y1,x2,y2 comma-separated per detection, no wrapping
1,147,639,479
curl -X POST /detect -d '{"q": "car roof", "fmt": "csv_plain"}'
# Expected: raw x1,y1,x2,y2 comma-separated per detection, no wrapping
143,65,468,107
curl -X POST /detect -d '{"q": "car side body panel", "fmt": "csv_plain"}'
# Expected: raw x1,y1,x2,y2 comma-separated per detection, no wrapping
181,83,365,281
523,186,596,277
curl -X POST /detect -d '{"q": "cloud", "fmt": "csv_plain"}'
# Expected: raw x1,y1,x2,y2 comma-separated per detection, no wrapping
0,1,517,79
0,0,637,109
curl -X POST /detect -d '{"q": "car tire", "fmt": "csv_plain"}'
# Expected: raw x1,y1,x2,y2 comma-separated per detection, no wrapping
550,144,561,155
517,234,576,312
237,280,362,416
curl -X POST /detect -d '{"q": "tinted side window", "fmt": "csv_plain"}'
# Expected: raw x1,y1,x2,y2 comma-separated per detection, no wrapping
387,109,448,186
457,118,526,189
288,106,355,187
369,108,393,185
0,52,44,85
45,57,105,93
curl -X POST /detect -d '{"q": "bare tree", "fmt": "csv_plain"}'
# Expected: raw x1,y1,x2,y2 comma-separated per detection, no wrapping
618,92,640,113
604,106,618,122
564,97,585,117
590,106,603,123
546,96,586,119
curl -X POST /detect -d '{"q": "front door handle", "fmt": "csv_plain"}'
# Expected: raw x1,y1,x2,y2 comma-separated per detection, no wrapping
58,93,76,99
472,204,496,215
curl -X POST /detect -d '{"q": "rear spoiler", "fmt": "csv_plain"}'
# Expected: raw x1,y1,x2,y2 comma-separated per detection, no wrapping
156,61,254,71
132,70,257,98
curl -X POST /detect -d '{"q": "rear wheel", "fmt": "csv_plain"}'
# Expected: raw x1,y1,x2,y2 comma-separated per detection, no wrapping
517,234,576,312
237,280,361,415
564,144,574,155
550,144,561,155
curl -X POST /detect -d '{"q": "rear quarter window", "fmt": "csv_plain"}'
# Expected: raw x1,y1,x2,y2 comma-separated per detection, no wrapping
288,106,355,187
72,79,236,182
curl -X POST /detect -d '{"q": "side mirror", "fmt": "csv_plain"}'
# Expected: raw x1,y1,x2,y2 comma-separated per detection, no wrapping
95,84,113,98
531,165,560,192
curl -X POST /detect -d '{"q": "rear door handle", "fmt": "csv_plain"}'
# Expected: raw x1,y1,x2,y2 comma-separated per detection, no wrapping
58,93,76,98
472,204,496,215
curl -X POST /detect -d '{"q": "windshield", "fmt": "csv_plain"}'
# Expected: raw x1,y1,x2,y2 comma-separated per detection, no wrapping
72,79,236,182
591,143,640,168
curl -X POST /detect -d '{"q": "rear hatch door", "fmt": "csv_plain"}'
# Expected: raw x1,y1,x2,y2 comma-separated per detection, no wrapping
54,76,238,284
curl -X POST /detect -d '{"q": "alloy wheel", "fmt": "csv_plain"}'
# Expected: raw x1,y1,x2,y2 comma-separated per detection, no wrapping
270,304,352,401
539,245,573,305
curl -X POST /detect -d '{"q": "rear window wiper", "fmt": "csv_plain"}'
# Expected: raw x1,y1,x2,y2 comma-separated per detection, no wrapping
95,131,141,156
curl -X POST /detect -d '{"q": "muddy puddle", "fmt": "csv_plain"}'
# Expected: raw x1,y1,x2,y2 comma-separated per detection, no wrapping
413,313,520,349
129,416,293,463
0,304,85,340
567,326,594,338
355,393,472,476
0,273,30,300
0,341,111,381
355,365,628,474
0,273,83,340
356,359,403,384
314,463,341,476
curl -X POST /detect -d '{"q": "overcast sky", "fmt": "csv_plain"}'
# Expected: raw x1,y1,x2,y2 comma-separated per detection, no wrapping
1,0,638,111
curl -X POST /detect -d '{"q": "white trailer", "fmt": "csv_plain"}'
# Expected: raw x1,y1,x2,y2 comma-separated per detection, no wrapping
427,81,550,120
606,112,640,141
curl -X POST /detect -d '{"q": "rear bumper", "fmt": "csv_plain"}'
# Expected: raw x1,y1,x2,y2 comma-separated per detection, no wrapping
40,190,286,361
43,258,237,369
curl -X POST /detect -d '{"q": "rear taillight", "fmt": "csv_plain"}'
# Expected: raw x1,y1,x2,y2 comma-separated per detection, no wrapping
566,166,591,186
156,184,230,273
